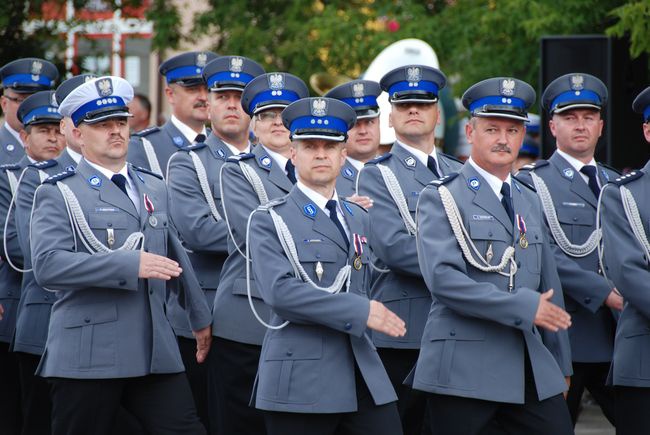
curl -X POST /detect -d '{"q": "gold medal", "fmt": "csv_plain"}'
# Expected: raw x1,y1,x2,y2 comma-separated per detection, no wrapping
519,235,528,249
353,255,363,270
148,215,158,227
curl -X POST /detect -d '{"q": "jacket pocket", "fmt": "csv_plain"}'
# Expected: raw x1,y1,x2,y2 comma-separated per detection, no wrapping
63,303,118,370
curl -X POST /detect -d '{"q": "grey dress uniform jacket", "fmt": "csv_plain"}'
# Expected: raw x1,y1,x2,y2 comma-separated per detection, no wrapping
356,142,462,348
30,159,212,378
413,163,572,403
336,158,360,198
518,151,618,362
0,157,27,343
213,144,293,345
0,124,25,166
600,163,650,387
249,187,397,413
165,133,233,338
12,152,77,355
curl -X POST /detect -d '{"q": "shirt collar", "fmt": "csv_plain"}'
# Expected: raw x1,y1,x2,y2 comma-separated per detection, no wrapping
261,145,289,171
222,139,251,156
65,147,82,164
296,181,340,215
84,158,133,187
395,140,439,168
556,148,597,172
4,122,24,147
346,157,365,171
170,114,207,143
27,156,37,164
468,157,512,200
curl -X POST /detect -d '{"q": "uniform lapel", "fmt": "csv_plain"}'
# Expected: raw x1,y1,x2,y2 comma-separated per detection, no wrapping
340,200,363,260
392,142,435,187
290,188,348,252
462,165,514,236
78,159,139,220
128,165,158,230
550,152,597,208
161,121,191,149
205,134,232,161
255,145,293,193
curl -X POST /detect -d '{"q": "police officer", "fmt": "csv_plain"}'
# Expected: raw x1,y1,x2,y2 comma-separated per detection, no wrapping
326,79,382,202
0,58,59,167
248,96,406,435
414,77,574,434
127,51,218,176
166,55,264,433
208,71,307,435
30,76,212,435
517,73,620,426
6,90,65,435
599,86,650,435
355,65,462,434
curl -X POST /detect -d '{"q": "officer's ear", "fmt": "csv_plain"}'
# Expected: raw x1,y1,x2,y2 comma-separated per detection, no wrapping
548,116,558,137
388,110,393,128
465,117,475,143
643,122,650,143
164,85,175,104
19,127,30,146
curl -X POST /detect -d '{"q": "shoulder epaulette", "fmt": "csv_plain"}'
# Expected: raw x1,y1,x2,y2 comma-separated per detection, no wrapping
430,172,459,186
365,153,392,165
43,168,76,184
439,152,463,165
519,159,549,171
512,174,536,192
132,126,160,137
131,165,163,180
609,170,644,186
29,159,58,169
0,163,21,171
257,197,286,211
180,142,207,152
226,152,255,163
599,162,622,176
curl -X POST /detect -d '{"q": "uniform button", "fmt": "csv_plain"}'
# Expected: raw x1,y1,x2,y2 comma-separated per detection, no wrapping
514,318,522,326
316,254,321,259
118,279,126,286
44,295,50,301
84,317,91,323
517,261,521,267
488,232,493,237
7,291,13,296
107,223,113,227
401,290,408,297
344,322,352,331
534,235,539,240
572,217,578,222
584,297,591,304
449,330,456,337
286,350,293,357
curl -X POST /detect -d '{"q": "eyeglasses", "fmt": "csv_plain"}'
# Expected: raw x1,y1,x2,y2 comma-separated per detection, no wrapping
256,111,282,122
3,95,28,104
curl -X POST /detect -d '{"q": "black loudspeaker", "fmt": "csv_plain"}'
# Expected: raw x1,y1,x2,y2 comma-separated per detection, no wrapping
540,35,649,171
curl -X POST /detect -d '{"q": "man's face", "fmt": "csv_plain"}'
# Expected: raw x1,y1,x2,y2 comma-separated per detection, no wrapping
388,102,438,141
20,123,65,161
252,108,290,152
291,139,347,189
345,117,380,161
549,109,603,159
1,89,30,131
643,121,650,143
208,90,251,140
75,118,129,166
467,116,525,174
165,83,208,125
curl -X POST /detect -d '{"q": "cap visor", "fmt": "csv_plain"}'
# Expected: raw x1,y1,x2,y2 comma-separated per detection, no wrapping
553,103,602,114
83,111,133,124
291,133,346,142
474,112,529,122
390,97,438,104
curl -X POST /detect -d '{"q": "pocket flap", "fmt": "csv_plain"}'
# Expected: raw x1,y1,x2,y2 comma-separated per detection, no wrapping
296,243,339,263
557,207,594,226
469,220,508,241
427,319,486,341
264,338,323,361
231,277,263,300
88,212,129,229
63,303,118,328
524,225,543,245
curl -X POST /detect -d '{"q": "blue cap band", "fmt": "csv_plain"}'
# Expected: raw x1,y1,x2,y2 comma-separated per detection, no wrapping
207,71,255,89
71,96,126,125
290,116,348,136
340,96,378,109
249,89,301,113
644,106,650,121
388,81,438,97
23,106,61,125
551,89,601,111
3,73,53,87
469,95,526,113
165,65,203,82
520,141,540,157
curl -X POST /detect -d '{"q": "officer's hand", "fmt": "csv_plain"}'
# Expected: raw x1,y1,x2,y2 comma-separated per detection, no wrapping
193,325,212,364
605,289,624,311
346,194,374,209
367,300,406,337
534,289,571,332
0,303,4,321
138,251,182,280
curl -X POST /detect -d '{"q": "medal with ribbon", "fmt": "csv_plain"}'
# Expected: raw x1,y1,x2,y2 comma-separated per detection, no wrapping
144,193,157,227
516,214,528,249
353,233,364,270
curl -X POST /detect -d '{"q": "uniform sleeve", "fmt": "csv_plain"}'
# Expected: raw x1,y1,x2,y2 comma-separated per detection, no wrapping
249,209,371,337
0,170,22,266
416,185,540,332
166,151,229,253
220,162,264,247
31,184,141,292
357,165,421,277
14,168,41,265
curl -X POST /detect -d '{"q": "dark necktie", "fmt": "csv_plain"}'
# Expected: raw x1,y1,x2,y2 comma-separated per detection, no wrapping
500,182,514,224
285,160,297,184
111,174,128,197
325,200,349,247
427,155,440,178
194,133,206,143
580,165,601,199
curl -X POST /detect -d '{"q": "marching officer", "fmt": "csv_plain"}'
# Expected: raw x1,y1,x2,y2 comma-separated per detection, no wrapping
30,76,212,435
517,73,620,425
599,86,650,435
356,65,462,433
326,79,382,202
248,96,406,435
166,55,264,433
127,51,218,176
0,58,59,166
413,77,573,434
208,71,307,435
